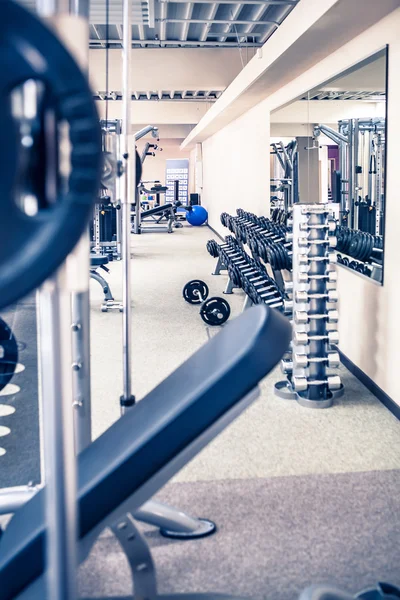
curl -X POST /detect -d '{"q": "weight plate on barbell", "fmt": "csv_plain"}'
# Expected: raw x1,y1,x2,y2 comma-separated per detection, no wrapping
0,317,18,392
183,280,209,304
200,297,231,326
0,1,102,310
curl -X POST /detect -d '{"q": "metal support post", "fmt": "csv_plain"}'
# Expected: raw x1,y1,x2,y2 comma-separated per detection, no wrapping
120,0,135,408
38,274,78,600
71,288,92,452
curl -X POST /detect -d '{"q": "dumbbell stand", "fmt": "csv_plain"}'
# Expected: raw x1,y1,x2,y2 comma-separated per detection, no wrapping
212,256,227,276
275,205,344,408
298,211,333,407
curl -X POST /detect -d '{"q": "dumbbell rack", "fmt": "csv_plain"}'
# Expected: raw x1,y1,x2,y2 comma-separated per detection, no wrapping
275,204,344,408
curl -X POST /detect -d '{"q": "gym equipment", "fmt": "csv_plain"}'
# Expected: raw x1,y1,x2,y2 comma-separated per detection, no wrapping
186,204,208,226
0,317,18,393
133,199,177,234
183,280,231,326
275,204,344,408
300,583,400,600
207,236,285,311
0,305,292,599
0,0,101,311
90,255,122,312
314,118,385,236
270,139,298,211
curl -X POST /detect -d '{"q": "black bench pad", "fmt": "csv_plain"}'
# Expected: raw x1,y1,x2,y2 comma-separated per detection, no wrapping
142,203,173,218
90,254,109,267
0,305,290,599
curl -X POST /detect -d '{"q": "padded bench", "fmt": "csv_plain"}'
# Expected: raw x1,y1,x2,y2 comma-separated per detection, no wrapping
90,253,109,268
0,305,291,599
142,202,173,218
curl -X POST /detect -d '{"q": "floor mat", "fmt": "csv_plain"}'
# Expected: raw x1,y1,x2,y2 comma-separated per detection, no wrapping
78,470,400,599
0,298,41,488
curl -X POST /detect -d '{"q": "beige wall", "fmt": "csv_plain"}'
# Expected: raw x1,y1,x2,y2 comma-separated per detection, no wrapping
201,101,270,237
200,7,400,405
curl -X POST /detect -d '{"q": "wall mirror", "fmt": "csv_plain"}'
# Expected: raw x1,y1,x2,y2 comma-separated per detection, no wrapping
270,47,388,285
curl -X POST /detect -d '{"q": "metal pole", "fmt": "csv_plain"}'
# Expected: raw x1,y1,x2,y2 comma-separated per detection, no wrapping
35,1,91,597
120,0,135,408
38,279,77,600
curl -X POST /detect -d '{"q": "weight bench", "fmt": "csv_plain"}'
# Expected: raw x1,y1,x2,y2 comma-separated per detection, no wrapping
132,203,177,234
0,305,291,600
90,254,122,312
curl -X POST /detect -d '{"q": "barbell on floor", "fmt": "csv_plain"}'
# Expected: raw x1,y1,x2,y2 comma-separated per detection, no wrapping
183,280,231,326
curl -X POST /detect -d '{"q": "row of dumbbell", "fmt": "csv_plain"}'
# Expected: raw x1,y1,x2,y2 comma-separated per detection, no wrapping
223,213,291,246
282,351,341,391
336,226,383,263
206,237,284,309
337,254,374,276
220,213,293,271
237,207,290,226
216,241,284,308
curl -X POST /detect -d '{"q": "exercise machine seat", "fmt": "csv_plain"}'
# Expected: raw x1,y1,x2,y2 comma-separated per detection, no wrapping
90,254,109,268
0,305,291,599
142,203,173,218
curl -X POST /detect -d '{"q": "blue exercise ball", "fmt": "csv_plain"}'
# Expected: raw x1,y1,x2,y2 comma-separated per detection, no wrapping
186,205,208,226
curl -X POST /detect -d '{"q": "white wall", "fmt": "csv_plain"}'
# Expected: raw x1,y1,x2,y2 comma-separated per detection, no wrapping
201,7,400,406
201,101,270,237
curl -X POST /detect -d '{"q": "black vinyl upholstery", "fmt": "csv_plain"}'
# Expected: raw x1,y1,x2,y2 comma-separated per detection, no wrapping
142,203,173,218
90,254,109,267
0,305,291,599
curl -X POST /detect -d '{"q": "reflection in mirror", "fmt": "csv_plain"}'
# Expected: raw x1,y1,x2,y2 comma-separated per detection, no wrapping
270,48,387,284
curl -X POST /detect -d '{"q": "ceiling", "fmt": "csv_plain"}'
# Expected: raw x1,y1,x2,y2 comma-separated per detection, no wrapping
302,52,387,100
94,89,223,100
19,0,299,48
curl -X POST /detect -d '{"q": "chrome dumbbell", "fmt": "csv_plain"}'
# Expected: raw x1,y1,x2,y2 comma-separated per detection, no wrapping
294,352,340,368
298,236,337,248
295,290,338,303
293,374,341,392
295,309,339,324
284,280,293,293
294,330,339,345
281,357,293,374
299,221,336,233
299,252,337,265
283,299,294,314
298,271,337,284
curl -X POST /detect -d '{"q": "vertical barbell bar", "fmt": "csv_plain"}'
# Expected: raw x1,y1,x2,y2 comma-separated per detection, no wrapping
120,0,135,410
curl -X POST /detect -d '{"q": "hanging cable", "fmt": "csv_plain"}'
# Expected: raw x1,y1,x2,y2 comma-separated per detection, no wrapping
105,0,110,124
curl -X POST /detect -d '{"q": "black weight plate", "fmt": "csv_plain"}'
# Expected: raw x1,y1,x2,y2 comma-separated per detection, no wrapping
183,280,209,304
227,263,241,288
349,234,362,259
0,1,102,310
206,239,219,258
200,297,231,326
362,234,374,261
0,317,18,392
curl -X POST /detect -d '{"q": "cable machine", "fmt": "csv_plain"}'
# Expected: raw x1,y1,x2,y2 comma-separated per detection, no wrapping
313,118,386,235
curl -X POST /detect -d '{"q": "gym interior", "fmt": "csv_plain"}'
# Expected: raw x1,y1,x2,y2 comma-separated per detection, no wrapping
0,0,399,598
